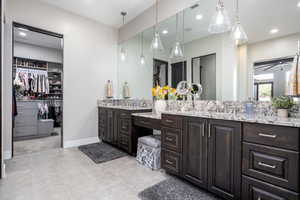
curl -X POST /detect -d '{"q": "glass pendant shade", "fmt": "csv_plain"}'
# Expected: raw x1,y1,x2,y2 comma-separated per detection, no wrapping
140,54,145,65
170,42,184,58
120,47,126,61
150,32,164,51
231,21,248,45
208,1,231,34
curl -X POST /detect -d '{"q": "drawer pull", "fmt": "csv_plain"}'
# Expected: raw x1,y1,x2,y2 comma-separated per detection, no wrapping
140,120,150,125
166,160,173,165
165,119,173,123
258,133,277,138
258,162,276,169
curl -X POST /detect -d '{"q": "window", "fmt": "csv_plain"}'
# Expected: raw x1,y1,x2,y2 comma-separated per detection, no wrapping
254,82,273,101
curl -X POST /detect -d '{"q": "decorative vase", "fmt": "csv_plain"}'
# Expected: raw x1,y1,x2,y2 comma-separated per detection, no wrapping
154,100,167,115
277,109,288,118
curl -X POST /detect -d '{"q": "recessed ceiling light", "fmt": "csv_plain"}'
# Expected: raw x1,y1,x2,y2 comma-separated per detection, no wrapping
162,30,168,34
195,14,203,20
270,28,279,34
19,31,27,37
297,1,300,7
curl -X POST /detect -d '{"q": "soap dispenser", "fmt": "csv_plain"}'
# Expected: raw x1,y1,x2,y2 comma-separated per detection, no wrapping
123,81,130,99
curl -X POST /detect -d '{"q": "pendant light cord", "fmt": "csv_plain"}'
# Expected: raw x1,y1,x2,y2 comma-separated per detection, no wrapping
155,0,158,31
235,0,239,21
141,32,144,55
175,14,179,41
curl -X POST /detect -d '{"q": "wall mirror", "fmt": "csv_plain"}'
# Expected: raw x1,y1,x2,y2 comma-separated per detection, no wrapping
117,0,300,102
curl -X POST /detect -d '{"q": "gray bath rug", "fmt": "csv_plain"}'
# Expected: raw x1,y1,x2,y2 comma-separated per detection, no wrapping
138,177,223,200
78,142,127,164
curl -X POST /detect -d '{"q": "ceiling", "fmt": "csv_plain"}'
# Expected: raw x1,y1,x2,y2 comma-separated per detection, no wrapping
14,27,63,49
37,0,156,28
140,0,300,49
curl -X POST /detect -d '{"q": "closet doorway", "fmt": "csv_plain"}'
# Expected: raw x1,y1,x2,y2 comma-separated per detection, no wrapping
12,23,64,157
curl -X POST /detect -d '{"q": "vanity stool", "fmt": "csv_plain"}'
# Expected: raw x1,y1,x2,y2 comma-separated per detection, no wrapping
136,135,161,170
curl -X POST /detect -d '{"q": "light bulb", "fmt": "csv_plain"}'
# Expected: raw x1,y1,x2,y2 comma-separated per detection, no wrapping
216,11,224,25
150,32,164,51
120,47,126,61
170,42,184,58
231,21,248,45
140,55,145,65
208,1,232,34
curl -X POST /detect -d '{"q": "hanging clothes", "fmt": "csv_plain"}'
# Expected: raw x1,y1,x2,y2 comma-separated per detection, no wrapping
14,68,50,96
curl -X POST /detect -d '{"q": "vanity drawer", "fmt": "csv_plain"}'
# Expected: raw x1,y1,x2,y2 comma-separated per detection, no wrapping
162,127,182,153
243,142,299,191
243,123,299,151
118,133,130,152
119,118,131,134
162,114,182,129
119,111,131,119
242,176,300,200
161,149,182,176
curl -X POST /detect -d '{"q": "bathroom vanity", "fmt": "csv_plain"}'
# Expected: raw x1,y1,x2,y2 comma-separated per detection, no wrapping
98,106,151,155
98,103,300,200
160,113,300,200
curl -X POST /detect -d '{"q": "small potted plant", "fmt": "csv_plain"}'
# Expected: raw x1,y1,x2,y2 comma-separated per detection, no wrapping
272,96,294,118
152,85,177,115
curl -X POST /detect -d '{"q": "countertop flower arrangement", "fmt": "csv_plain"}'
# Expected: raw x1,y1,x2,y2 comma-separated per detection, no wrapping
152,85,177,100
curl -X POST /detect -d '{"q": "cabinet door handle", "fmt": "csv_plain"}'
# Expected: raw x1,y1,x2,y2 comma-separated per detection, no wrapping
208,124,211,138
257,197,261,200
165,119,173,123
258,162,276,169
202,125,205,137
258,133,277,138
166,160,173,165
140,120,150,125
165,137,173,142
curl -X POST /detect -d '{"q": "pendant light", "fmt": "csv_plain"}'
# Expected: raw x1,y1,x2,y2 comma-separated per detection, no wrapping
170,13,184,58
120,12,127,61
208,0,231,34
231,0,248,45
140,32,145,65
150,0,164,51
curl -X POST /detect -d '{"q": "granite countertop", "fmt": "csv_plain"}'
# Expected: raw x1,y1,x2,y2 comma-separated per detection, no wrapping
98,105,152,111
131,112,161,119
162,111,300,128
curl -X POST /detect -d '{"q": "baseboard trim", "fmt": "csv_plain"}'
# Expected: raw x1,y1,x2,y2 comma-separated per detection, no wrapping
4,151,12,160
63,137,99,148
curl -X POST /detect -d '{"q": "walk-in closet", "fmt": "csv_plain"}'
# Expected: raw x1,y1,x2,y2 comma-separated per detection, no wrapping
12,23,63,156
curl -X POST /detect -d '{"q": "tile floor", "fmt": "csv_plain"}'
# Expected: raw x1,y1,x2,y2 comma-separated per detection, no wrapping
13,128,61,156
0,147,168,200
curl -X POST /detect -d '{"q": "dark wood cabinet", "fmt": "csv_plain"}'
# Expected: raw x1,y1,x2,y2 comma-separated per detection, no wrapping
106,109,115,144
207,120,241,200
242,176,300,200
98,107,151,155
182,117,207,188
162,115,242,200
243,142,299,191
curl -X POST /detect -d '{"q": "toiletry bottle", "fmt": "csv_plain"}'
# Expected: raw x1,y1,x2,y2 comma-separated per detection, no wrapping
245,97,254,118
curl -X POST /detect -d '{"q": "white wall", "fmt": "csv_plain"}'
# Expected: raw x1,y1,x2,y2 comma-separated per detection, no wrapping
14,42,63,63
3,0,118,158
238,32,300,100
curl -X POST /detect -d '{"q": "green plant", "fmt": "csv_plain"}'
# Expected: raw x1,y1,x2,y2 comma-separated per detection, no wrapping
272,96,294,109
